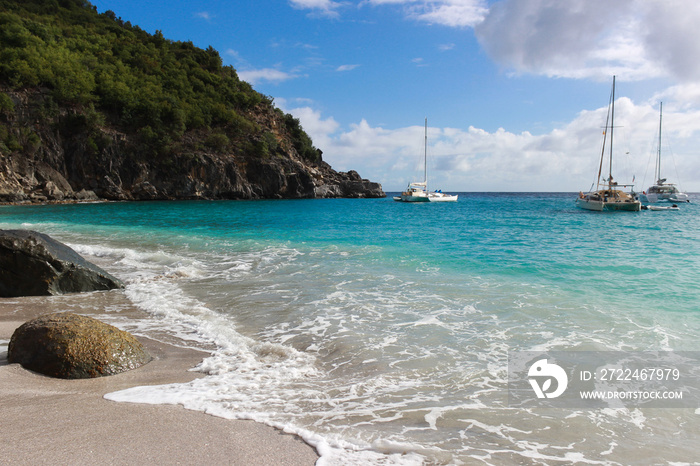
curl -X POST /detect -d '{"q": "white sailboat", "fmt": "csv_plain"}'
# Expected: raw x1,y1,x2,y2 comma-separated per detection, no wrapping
576,76,641,212
393,118,458,203
639,102,690,204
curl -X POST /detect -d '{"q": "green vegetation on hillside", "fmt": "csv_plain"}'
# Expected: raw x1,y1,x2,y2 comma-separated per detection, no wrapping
0,0,320,162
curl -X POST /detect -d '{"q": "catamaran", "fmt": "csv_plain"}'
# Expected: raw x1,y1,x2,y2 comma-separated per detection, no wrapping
576,76,641,212
639,102,690,204
394,118,458,203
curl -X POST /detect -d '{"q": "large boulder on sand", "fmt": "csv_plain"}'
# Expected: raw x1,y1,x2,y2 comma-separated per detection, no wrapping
8,313,151,379
0,229,124,297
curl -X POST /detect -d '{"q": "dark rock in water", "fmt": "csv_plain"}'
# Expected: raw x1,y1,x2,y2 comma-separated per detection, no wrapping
8,312,151,379
0,229,124,297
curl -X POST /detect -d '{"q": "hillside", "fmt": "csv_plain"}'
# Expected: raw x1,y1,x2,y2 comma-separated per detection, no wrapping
0,0,384,202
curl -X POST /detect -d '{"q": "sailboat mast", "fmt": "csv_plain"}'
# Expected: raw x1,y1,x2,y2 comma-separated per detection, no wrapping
609,75,616,191
596,83,613,191
657,102,663,182
424,117,428,188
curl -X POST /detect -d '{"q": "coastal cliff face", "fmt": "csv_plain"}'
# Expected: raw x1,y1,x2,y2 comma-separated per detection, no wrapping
0,88,384,202
0,0,384,202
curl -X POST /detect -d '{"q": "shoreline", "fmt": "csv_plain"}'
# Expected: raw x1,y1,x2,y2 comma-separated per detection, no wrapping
0,294,319,465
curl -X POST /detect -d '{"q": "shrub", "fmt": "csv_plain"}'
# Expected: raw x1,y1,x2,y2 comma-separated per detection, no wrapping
205,132,229,152
0,92,14,114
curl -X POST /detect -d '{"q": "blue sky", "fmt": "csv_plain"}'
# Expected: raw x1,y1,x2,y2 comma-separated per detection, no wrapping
90,0,700,192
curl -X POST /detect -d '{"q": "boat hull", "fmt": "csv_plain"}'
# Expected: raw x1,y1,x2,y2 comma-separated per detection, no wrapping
393,193,458,202
646,205,680,211
576,189,642,212
576,198,641,211
427,193,458,202
576,189,641,212
644,192,690,203
394,194,430,202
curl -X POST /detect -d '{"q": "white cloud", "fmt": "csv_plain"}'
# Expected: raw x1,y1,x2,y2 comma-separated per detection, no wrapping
651,83,700,112
225,49,248,68
284,92,700,192
361,0,487,27
407,0,489,28
475,0,700,82
296,107,341,140
237,68,298,85
291,0,339,6
289,0,342,17
194,11,213,21
336,64,361,71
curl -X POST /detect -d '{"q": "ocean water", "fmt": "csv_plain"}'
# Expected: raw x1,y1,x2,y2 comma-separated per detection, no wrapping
2,193,700,465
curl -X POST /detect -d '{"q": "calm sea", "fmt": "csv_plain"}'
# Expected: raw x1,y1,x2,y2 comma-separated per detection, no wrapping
2,193,699,465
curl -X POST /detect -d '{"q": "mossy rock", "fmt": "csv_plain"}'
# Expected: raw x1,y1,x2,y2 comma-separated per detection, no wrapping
8,312,151,379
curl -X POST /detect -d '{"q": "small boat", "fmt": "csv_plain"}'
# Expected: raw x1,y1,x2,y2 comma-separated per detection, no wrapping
639,103,690,204
394,119,458,203
643,204,680,211
576,76,641,212
427,190,458,202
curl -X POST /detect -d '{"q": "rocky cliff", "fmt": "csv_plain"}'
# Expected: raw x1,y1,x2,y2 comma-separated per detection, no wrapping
0,87,384,202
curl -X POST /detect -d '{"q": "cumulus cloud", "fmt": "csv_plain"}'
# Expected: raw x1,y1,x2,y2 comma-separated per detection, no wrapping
641,1,700,81
475,0,700,82
651,83,700,112
284,106,341,150
284,95,700,191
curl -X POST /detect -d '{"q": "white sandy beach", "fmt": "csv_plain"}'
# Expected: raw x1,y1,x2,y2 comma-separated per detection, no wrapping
0,297,318,465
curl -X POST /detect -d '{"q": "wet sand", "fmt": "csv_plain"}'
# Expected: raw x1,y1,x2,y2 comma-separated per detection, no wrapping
0,294,319,465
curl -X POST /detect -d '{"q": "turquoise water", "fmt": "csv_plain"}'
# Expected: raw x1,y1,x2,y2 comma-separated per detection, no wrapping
2,193,700,464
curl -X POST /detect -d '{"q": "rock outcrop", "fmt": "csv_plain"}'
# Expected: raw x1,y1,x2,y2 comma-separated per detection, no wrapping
0,229,124,297
8,312,151,379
